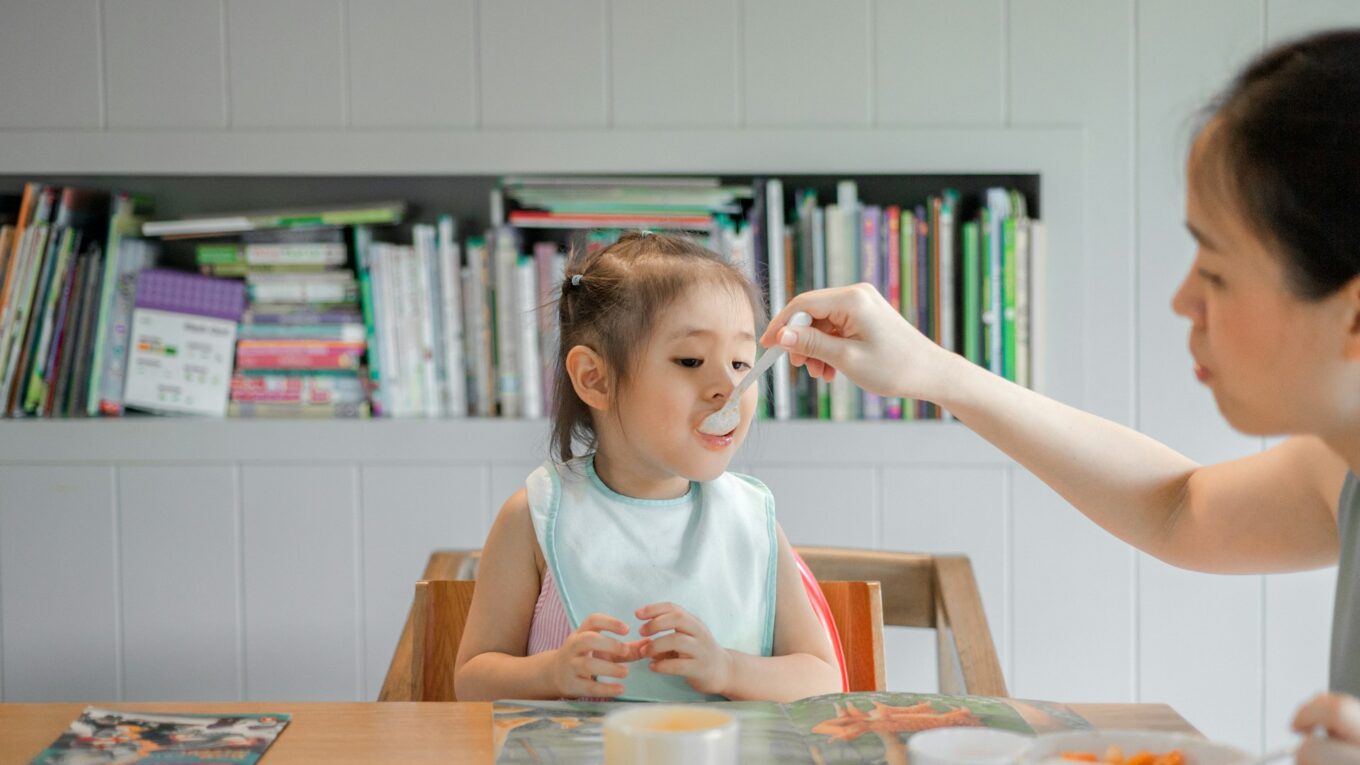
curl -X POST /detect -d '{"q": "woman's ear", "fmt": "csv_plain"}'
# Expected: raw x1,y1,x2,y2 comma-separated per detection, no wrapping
566,344,610,410
1344,274,1360,361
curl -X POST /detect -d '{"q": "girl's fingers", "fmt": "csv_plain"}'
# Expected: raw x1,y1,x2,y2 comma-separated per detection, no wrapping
639,611,692,637
573,679,625,698
574,632,629,659
577,656,629,680
649,657,697,677
578,613,630,636
634,602,679,620
643,633,697,659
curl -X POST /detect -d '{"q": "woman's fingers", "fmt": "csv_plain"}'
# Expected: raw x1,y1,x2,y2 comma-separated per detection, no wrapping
1297,736,1360,765
1295,693,1360,740
761,285,863,347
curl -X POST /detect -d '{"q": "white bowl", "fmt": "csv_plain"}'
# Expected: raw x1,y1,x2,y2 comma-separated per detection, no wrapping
1022,730,1249,765
909,728,1033,765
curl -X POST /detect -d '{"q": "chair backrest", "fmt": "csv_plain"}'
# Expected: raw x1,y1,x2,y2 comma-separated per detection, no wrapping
404,577,881,702
796,546,1007,697
817,580,885,692
411,579,476,701
380,545,1006,700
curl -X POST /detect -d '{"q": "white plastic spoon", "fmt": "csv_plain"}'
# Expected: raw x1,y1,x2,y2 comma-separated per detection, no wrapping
698,311,813,436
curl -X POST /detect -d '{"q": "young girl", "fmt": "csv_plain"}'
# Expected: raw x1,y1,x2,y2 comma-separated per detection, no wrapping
454,231,841,703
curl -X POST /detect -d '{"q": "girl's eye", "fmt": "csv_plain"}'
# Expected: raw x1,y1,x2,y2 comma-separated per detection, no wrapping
732,360,751,371
675,358,702,368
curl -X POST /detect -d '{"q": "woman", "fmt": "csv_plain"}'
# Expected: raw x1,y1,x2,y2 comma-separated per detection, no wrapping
761,29,1360,762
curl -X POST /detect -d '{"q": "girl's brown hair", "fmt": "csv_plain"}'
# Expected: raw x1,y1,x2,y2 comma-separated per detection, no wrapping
550,231,766,464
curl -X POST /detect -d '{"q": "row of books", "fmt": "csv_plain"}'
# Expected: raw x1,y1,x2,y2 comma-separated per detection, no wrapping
757,181,1045,421
0,186,156,419
0,177,1041,421
197,228,373,418
495,176,1044,422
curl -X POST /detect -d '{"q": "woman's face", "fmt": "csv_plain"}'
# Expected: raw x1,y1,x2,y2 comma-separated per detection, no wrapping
1172,130,1360,436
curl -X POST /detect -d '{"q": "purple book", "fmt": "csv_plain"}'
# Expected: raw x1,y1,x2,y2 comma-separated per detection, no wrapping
134,268,246,321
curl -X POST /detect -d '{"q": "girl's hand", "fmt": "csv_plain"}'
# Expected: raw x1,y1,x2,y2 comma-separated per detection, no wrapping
549,613,649,698
1294,692,1360,765
760,283,954,402
637,602,733,696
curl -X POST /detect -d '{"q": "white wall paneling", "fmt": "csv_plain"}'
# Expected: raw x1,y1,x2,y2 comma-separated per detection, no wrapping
103,0,226,129
225,0,346,128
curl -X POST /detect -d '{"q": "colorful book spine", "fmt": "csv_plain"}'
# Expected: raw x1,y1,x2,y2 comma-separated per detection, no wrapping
860,205,881,420
492,227,520,418
230,373,366,405
235,340,365,371
516,255,542,419
93,238,157,415
765,179,792,421
885,207,902,420
899,209,916,421
962,221,981,367
354,225,385,416
1002,215,1018,383
438,216,467,417
85,193,146,415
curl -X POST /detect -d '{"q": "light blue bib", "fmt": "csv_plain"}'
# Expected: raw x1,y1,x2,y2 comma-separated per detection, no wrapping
526,456,778,701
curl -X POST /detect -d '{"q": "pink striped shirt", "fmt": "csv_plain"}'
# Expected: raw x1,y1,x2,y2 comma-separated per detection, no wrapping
526,566,573,656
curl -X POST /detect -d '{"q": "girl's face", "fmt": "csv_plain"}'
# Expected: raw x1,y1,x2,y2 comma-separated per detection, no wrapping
1172,131,1360,436
609,283,758,484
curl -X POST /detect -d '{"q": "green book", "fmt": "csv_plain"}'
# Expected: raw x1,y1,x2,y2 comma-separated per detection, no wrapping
23,228,77,412
196,243,242,266
1002,216,1018,383
900,209,916,421
962,221,981,366
979,208,992,372
86,193,150,416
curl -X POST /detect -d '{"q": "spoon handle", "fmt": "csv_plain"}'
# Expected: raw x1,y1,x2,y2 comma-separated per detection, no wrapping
730,311,813,399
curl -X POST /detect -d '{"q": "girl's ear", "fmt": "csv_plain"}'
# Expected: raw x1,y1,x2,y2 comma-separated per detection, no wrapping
566,344,611,410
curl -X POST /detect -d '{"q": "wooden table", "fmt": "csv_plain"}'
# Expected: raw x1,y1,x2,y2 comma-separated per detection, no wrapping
0,701,1197,765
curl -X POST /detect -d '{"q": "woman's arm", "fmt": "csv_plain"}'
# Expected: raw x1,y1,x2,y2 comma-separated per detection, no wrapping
766,284,1346,574
720,526,842,701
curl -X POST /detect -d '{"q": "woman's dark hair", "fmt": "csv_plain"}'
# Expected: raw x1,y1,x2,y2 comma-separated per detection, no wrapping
549,231,766,464
1194,28,1360,300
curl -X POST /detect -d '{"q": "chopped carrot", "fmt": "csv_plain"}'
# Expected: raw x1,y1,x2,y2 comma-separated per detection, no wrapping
1061,754,1099,763
1126,752,1156,765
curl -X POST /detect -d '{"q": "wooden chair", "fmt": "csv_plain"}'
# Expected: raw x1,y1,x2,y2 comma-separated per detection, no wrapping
398,576,881,702
795,546,1007,697
380,545,1004,700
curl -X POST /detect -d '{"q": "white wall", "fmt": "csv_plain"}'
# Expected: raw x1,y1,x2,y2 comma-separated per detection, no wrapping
2,0,1359,751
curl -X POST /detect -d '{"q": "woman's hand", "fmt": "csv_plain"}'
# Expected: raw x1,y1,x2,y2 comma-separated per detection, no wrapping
637,602,733,697
549,613,649,698
760,283,955,402
1295,692,1360,765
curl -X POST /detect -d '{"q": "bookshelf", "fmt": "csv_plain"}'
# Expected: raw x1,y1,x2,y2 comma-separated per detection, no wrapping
0,127,1083,444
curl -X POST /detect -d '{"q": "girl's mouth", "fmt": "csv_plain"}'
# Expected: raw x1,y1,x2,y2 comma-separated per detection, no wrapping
697,428,736,450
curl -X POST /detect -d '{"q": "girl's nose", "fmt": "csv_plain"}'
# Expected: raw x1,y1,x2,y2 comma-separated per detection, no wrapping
706,366,738,401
